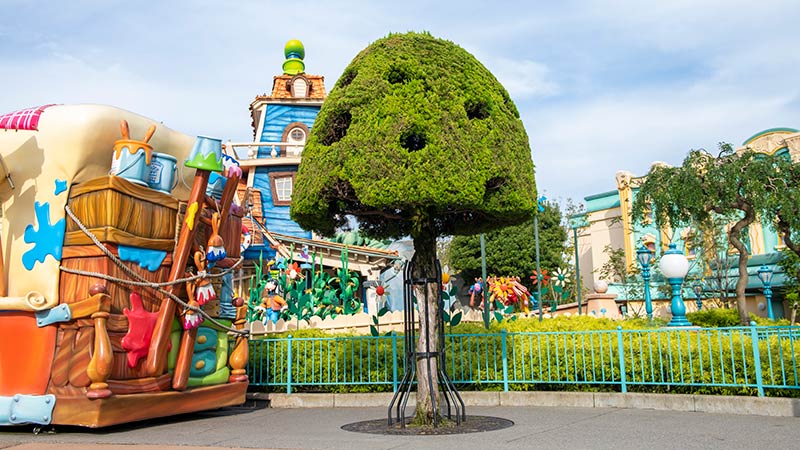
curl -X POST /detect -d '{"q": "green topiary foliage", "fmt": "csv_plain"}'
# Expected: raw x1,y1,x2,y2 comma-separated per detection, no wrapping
291,32,537,238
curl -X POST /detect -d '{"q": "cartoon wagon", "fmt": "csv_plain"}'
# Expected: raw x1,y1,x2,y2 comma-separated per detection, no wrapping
0,104,248,427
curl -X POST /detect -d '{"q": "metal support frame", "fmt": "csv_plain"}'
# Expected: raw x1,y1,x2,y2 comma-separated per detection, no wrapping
388,255,465,428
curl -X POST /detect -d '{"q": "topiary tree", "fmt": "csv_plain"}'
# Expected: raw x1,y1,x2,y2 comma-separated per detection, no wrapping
291,32,536,424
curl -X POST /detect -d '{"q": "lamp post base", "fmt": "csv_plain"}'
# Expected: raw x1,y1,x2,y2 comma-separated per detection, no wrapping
666,277,692,328
667,316,693,327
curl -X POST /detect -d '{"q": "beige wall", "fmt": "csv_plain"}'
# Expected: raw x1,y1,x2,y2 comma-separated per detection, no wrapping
581,206,624,288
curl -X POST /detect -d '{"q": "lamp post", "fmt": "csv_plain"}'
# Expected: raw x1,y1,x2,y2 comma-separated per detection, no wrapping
534,196,546,323
635,245,654,321
757,264,774,320
659,243,691,327
480,234,489,329
692,283,703,311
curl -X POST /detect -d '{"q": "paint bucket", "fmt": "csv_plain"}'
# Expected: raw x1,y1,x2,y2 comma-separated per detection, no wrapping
185,135,224,172
206,172,226,201
111,140,152,186
148,152,178,194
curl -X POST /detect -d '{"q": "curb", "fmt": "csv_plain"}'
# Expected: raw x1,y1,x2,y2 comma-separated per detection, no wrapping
246,391,800,417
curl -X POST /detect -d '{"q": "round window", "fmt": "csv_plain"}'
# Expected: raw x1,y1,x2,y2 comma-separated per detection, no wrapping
290,128,305,142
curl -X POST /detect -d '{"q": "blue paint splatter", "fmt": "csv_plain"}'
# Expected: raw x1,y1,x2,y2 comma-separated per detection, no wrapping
22,202,66,270
54,179,68,196
118,245,167,271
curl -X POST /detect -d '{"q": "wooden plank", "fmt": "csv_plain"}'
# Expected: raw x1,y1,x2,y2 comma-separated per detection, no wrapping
59,254,171,314
67,176,178,242
62,245,174,266
65,227,175,251
51,382,247,427
69,175,179,209
106,373,172,395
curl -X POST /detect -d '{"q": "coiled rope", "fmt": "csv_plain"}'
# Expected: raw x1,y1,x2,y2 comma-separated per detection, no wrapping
61,204,249,336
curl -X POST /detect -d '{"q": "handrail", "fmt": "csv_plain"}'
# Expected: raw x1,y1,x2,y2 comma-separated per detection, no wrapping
247,325,800,396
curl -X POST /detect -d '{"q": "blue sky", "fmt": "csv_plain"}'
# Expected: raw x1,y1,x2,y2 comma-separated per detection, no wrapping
1,0,798,204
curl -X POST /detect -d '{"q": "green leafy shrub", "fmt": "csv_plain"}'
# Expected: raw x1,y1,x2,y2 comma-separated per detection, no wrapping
686,308,740,327
248,316,800,397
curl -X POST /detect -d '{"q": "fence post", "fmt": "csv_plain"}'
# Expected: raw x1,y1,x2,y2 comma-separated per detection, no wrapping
616,326,627,393
749,322,765,397
391,331,399,392
287,334,293,395
501,329,509,392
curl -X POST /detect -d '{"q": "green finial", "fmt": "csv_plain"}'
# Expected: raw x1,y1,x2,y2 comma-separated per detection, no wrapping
283,39,305,75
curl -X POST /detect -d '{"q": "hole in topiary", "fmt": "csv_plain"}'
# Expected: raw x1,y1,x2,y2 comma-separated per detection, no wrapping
339,68,357,88
321,110,352,146
465,99,490,120
400,127,427,151
387,64,411,84
485,177,506,192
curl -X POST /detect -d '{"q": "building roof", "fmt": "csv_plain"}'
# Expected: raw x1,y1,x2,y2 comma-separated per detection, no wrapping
249,74,327,102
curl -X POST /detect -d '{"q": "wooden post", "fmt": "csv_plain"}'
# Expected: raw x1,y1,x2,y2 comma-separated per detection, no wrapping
172,328,199,390
228,302,249,383
171,174,240,390
86,311,113,399
145,170,210,377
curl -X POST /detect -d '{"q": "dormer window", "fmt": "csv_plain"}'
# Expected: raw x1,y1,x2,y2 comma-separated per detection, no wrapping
287,75,311,98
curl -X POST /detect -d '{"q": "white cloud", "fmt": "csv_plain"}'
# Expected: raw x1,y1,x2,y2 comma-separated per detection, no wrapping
526,88,798,201
484,57,560,99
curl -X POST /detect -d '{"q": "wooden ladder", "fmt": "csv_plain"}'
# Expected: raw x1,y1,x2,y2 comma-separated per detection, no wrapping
144,167,241,391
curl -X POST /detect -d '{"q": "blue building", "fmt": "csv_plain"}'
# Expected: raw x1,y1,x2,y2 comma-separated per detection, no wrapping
229,41,400,322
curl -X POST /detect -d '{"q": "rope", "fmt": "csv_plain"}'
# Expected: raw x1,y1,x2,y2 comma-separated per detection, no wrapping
62,205,249,336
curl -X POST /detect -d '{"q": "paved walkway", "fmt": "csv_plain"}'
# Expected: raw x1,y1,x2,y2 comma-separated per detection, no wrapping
1,405,799,450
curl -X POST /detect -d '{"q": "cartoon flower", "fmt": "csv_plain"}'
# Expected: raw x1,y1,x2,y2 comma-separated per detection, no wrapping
552,268,571,287
287,262,303,280
530,269,550,286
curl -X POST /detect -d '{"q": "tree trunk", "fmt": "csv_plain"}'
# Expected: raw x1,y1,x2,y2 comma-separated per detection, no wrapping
728,205,755,326
411,216,440,426
777,220,800,325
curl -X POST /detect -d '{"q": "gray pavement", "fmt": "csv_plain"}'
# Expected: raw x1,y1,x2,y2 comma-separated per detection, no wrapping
0,405,798,450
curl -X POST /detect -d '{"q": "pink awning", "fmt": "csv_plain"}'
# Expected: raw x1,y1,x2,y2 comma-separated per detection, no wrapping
0,104,57,131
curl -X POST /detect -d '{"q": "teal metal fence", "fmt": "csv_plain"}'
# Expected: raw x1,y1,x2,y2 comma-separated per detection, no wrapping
247,324,800,396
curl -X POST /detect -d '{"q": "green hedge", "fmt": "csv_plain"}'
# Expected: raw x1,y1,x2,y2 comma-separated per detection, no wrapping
248,317,800,397
686,308,791,327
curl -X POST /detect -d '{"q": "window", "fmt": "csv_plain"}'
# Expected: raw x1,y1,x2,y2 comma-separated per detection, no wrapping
269,171,296,206
290,128,305,141
287,127,306,155
281,122,309,156
292,78,308,97
286,75,310,98
275,177,292,202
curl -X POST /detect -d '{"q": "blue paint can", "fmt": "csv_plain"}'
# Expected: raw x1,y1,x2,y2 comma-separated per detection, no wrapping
206,172,226,201
111,141,152,186
148,152,178,194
